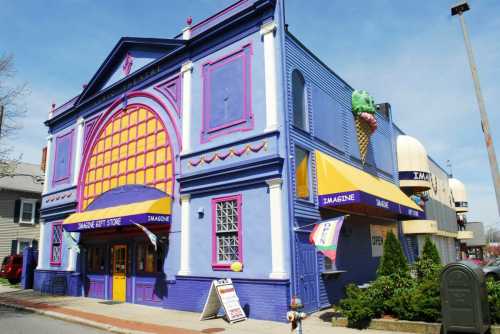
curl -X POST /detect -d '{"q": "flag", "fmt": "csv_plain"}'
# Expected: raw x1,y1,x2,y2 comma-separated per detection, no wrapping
309,216,345,263
132,222,158,251
64,231,80,253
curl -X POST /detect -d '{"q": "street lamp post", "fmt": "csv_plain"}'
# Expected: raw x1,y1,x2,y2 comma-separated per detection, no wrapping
451,1,500,216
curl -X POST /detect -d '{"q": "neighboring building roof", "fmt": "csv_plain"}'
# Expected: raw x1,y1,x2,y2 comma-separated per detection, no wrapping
0,162,43,194
466,221,487,247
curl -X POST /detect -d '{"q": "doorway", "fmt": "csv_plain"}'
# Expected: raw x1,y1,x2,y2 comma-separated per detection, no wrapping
112,244,127,302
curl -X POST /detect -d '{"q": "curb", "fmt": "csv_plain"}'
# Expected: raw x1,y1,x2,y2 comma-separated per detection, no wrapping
0,300,149,334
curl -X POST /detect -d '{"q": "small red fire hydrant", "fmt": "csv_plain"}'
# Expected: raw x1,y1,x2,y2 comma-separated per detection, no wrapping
286,296,307,333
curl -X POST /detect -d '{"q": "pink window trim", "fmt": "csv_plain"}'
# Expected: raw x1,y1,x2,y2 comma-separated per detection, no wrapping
201,43,253,144
153,74,182,118
78,103,175,210
52,129,74,186
77,91,182,212
49,222,63,266
211,194,243,271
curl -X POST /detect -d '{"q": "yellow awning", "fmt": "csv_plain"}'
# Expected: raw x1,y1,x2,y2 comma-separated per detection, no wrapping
63,197,172,232
315,151,424,218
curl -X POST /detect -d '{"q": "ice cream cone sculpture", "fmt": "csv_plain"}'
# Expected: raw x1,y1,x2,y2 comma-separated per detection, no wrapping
351,90,377,164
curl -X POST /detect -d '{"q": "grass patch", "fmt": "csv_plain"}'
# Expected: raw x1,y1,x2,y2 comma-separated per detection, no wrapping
0,278,20,288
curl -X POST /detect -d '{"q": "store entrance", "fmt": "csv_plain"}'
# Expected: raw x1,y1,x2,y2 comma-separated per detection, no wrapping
112,244,127,302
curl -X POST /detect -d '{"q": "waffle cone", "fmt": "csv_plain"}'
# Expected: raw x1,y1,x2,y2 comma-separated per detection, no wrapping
355,116,372,164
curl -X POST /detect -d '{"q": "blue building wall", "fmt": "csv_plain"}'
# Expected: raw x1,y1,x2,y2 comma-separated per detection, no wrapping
36,0,291,322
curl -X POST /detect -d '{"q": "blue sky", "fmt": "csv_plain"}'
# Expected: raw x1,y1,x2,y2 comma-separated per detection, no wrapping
0,0,498,226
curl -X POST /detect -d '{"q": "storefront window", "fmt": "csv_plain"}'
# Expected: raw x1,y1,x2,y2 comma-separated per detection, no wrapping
87,246,105,273
50,223,63,266
212,195,242,269
295,146,310,200
136,242,163,273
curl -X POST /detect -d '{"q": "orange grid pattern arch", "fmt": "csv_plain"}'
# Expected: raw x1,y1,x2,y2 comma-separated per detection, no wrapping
81,105,174,210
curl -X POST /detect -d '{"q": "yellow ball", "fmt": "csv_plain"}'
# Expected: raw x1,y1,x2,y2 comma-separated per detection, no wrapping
230,262,243,272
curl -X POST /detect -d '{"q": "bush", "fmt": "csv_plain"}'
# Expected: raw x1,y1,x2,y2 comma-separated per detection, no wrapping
377,230,409,277
487,279,500,324
339,284,374,329
421,236,441,265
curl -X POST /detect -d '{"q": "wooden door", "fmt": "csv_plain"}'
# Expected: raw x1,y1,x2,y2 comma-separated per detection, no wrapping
112,245,127,302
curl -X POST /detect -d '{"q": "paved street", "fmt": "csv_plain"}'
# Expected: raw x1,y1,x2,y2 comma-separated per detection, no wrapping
0,305,108,334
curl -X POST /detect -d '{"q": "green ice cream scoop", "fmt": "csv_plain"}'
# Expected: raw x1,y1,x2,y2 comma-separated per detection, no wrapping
352,90,376,116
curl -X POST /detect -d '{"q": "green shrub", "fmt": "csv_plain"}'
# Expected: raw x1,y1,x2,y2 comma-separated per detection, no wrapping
487,279,500,324
339,284,374,329
421,236,441,265
377,231,409,277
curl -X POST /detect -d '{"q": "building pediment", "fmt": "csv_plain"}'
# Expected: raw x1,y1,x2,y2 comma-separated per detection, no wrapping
76,37,185,105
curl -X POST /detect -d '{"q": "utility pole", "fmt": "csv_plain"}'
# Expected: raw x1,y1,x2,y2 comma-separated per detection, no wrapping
451,1,500,216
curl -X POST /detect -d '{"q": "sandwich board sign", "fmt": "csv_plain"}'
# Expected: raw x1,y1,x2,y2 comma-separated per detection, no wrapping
200,278,247,323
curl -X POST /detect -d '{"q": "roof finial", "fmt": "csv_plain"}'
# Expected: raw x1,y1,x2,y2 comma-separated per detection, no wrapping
187,16,192,26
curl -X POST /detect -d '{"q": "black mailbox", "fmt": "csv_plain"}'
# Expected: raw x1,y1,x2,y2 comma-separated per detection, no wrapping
441,261,490,334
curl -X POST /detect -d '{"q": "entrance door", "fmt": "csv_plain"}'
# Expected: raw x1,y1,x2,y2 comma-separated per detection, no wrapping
295,232,319,313
112,245,127,302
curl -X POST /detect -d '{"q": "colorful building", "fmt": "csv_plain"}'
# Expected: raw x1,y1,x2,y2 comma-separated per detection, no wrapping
36,0,427,321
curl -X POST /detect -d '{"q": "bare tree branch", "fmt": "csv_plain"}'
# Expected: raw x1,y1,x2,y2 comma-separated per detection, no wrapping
0,53,29,176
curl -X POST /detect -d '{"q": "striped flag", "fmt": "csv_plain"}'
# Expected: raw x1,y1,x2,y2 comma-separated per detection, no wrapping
309,216,345,263
133,222,158,251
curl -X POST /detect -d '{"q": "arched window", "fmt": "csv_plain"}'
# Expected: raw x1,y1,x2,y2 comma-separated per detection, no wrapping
292,70,308,131
80,106,174,210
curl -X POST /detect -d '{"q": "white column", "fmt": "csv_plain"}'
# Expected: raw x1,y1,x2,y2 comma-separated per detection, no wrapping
181,61,193,154
266,178,288,279
43,135,53,194
178,194,191,275
72,117,85,186
36,222,47,270
182,26,191,40
260,21,279,132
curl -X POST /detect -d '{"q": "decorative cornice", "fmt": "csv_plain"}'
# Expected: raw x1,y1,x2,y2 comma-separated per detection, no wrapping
181,61,193,74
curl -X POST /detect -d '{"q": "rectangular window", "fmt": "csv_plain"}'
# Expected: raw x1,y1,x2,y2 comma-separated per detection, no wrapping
52,130,74,186
20,199,37,224
201,44,253,143
17,239,32,254
50,223,63,266
212,195,242,270
136,242,163,273
295,146,310,200
87,246,105,273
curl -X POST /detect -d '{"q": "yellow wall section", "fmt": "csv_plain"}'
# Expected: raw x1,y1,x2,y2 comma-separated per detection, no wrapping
81,106,173,210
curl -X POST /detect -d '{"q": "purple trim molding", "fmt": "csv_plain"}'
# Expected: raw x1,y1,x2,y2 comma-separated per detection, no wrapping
154,75,182,118
211,194,243,271
201,43,254,143
318,191,425,219
52,129,75,186
63,213,171,232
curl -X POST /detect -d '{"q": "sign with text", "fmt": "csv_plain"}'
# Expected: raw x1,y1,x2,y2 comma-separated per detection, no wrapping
370,224,398,257
200,278,247,323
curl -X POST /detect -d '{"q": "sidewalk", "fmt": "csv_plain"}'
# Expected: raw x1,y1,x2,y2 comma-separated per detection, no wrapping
0,286,410,334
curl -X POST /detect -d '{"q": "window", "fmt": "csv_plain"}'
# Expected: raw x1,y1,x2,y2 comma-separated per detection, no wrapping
52,130,74,186
136,242,163,273
295,146,310,200
87,246,105,273
212,195,242,270
201,44,253,143
17,199,37,224
292,70,308,131
324,256,333,271
17,239,32,254
50,223,63,266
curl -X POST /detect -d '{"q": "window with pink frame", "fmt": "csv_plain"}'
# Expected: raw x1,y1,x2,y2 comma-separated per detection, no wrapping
50,223,63,266
201,44,253,143
212,194,242,270
52,130,74,186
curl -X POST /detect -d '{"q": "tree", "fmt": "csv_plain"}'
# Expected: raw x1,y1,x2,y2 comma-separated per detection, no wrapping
421,236,441,264
377,230,409,277
0,53,28,177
